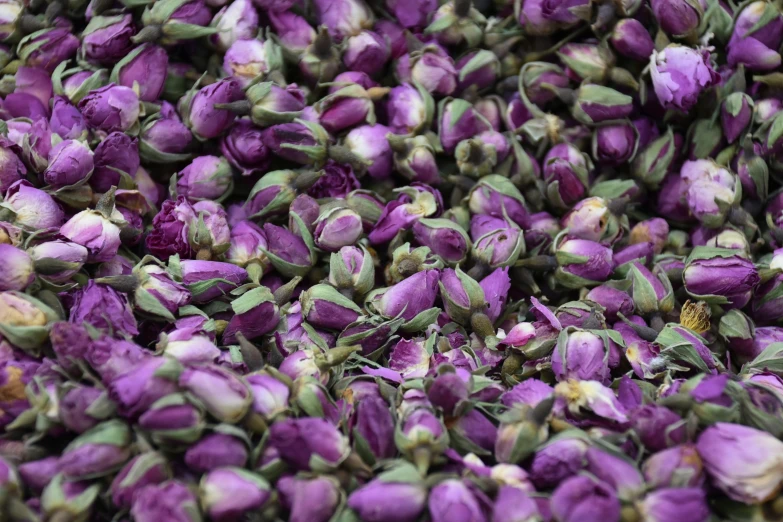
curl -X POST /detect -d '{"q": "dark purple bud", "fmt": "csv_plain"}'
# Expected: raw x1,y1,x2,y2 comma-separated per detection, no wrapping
428,479,485,522
69,281,137,337
59,420,132,480
651,0,701,37
467,174,530,228
180,78,244,140
111,453,171,509
543,142,590,208
348,478,427,522
179,259,248,303
555,238,613,288
643,444,704,488
268,10,315,55
78,84,140,134
313,0,374,41
550,475,620,522
268,417,350,471
60,385,114,434
141,101,193,161
111,44,169,102
683,247,759,309
42,139,93,188
439,98,487,154
351,394,396,460
179,364,251,423
529,437,588,489
585,286,633,321
175,155,233,203
131,480,201,522
18,28,79,73
49,96,87,141
638,488,710,522
19,457,60,494
721,93,753,144
308,160,359,199
343,30,390,77
90,132,140,193
108,357,180,418
184,432,248,472
752,273,783,324
278,475,341,522
609,19,654,61
301,283,363,330
81,14,135,65
631,404,686,451
592,121,638,166
263,223,315,277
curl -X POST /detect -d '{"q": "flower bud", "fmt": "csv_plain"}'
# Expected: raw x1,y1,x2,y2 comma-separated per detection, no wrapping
636,488,710,522
389,134,440,184
343,30,390,77
246,371,290,427
397,407,448,471
428,479,484,522
199,467,270,521
627,261,675,315
347,475,427,522
592,121,638,166
78,84,140,134
211,0,258,52
529,436,589,489
223,36,282,88
727,1,783,71
60,385,115,434
179,364,251,423
411,218,470,265
643,444,704,488
328,246,375,298
262,222,316,277
609,19,654,61
555,238,613,289
345,124,394,179
81,14,135,66
439,98,486,154
495,401,552,464
370,269,440,322
140,102,193,163
278,475,341,522
179,78,243,140
19,456,59,495
554,378,629,425
59,420,132,480
680,159,739,228
697,422,783,503
108,357,181,418
651,0,701,37
68,281,138,336
467,174,529,228
314,207,364,252
0,244,33,292
42,139,94,188
138,393,206,445
552,328,610,382
542,142,591,209
110,452,171,510
18,28,79,73
245,82,306,128
301,283,363,330
131,480,201,522
174,155,233,203
683,247,760,309
41,474,101,522
184,431,248,472
386,83,433,135
721,93,753,144
269,417,351,471
651,45,719,112
572,84,633,125
470,215,524,270
551,475,620,522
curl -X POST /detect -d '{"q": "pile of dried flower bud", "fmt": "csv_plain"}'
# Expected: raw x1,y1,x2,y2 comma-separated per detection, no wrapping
1,0,783,519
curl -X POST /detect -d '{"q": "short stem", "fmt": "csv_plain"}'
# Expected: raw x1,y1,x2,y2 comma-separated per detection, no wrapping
515,255,557,272
196,248,212,261
213,99,252,115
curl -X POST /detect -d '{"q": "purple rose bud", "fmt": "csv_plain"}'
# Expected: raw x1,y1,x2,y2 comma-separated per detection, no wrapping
517,0,560,35
386,0,436,28
59,420,132,480
140,102,193,162
111,452,171,510
697,422,783,503
262,121,326,165
643,444,704,488
550,475,620,522
470,215,524,270
41,474,101,521
349,393,396,460
223,37,282,88
179,259,248,303
269,417,350,471
651,45,719,112
219,119,270,176
313,0,373,41
137,393,205,445
179,364,251,423
681,159,739,227
345,124,394,179
683,247,759,309
592,121,638,166
180,78,243,140
492,486,540,522
131,481,201,522
111,44,168,102
226,220,269,278
278,475,341,522
751,273,783,324
439,98,486,154
300,283,363,330
159,326,219,364
428,479,485,522
721,93,753,144
78,84,140,134
386,337,431,378
347,477,427,522
43,139,94,188
542,142,590,208
638,488,710,522
200,467,270,522
268,10,315,55
457,50,500,94
651,0,701,37
412,218,470,265
211,0,258,52
426,366,470,417
262,222,315,277
386,83,433,135
184,432,248,472
68,281,138,336
19,457,60,494
609,19,655,61
529,437,589,489
60,385,114,434
175,155,232,203
727,1,783,70
314,207,364,252
0,142,25,194
308,160,359,199
373,269,440,321
571,84,633,125
343,30,389,77
0,244,33,292
87,337,151,383
552,328,610,383
245,82,306,128
555,238,613,288
584,286,633,321
18,28,80,73
81,14,135,65
88,132,141,193
108,357,181,418
467,174,530,228
246,371,290,427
